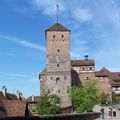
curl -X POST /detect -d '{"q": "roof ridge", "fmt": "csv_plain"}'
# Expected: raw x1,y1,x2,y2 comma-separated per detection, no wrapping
46,23,70,31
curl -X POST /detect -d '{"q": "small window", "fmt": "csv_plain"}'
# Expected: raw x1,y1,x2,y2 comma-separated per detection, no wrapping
90,67,93,70
86,77,89,80
61,35,64,38
53,35,55,38
48,89,50,94
58,90,60,94
50,76,53,80
57,64,59,67
82,68,85,70
56,78,60,83
57,49,59,52
67,86,69,93
64,76,67,80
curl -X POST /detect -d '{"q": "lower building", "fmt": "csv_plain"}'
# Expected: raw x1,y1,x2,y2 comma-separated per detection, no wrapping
0,86,30,118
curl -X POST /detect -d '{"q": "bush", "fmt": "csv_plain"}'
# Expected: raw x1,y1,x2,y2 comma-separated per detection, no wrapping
36,94,61,115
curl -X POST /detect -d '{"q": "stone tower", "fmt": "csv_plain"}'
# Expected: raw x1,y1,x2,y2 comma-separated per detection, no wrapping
44,23,71,108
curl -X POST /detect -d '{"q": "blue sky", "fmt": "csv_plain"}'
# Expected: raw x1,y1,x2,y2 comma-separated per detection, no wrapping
0,0,120,98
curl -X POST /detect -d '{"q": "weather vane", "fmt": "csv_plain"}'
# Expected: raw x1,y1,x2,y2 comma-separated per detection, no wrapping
56,0,59,23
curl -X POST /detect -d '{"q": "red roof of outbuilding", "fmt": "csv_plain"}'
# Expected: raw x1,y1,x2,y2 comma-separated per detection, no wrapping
71,60,95,66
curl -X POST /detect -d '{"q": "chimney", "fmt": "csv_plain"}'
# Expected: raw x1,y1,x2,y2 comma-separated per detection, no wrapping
2,86,7,97
32,95,35,101
16,90,20,99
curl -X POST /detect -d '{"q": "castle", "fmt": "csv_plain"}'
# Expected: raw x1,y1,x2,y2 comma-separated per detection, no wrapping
39,23,120,111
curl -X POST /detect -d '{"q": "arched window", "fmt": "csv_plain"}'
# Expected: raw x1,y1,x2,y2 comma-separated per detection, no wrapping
56,77,60,83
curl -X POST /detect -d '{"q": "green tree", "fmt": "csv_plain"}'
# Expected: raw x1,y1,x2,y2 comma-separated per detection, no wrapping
36,94,61,115
112,92,120,105
99,93,110,106
70,80,99,113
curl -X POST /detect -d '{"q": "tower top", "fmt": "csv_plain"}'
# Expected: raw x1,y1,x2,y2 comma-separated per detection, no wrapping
46,23,70,32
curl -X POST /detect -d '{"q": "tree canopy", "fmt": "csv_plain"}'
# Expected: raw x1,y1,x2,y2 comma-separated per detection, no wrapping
36,94,61,115
70,80,99,113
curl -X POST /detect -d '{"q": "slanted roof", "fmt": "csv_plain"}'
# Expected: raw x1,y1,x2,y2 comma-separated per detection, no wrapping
2,100,27,117
0,91,22,100
0,98,7,118
95,67,110,77
71,59,95,66
46,23,70,31
110,72,120,86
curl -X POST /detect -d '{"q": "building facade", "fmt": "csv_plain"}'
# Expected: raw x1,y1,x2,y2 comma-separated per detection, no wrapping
39,23,72,109
39,23,120,111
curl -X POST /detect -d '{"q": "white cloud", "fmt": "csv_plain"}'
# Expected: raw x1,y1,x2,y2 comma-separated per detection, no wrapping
31,0,65,16
72,7,93,22
0,33,45,51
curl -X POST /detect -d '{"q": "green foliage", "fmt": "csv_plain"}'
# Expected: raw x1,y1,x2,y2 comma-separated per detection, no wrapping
36,94,61,115
70,80,99,113
112,92,120,104
99,93,110,106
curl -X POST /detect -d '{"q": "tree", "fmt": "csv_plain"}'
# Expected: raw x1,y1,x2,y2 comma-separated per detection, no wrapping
36,94,61,115
70,80,99,113
112,92,120,105
99,93,110,106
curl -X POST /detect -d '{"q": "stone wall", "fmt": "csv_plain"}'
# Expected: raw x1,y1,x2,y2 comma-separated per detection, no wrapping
0,113,100,120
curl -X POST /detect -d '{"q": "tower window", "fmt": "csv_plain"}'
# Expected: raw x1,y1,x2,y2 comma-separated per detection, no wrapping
50,76,53,80
58,90,60,94
90,67,93,70
64,76,67,80
48,89,50,94
57,49,59,52
56,78,60,83
53,35,55,38
61,35,64,38
57,64,59,67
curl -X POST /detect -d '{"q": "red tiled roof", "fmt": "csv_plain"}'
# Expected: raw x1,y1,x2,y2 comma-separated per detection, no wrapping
0,98,7,118
71,60,95,66
0,91,21,100
95,68,120,86
0,91,27,118
46,23,70,31
2,100,27,117
110,72,120,86
95,67,110,77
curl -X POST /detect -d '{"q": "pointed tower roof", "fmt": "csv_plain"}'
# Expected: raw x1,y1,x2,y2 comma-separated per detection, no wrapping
46,23,70,31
